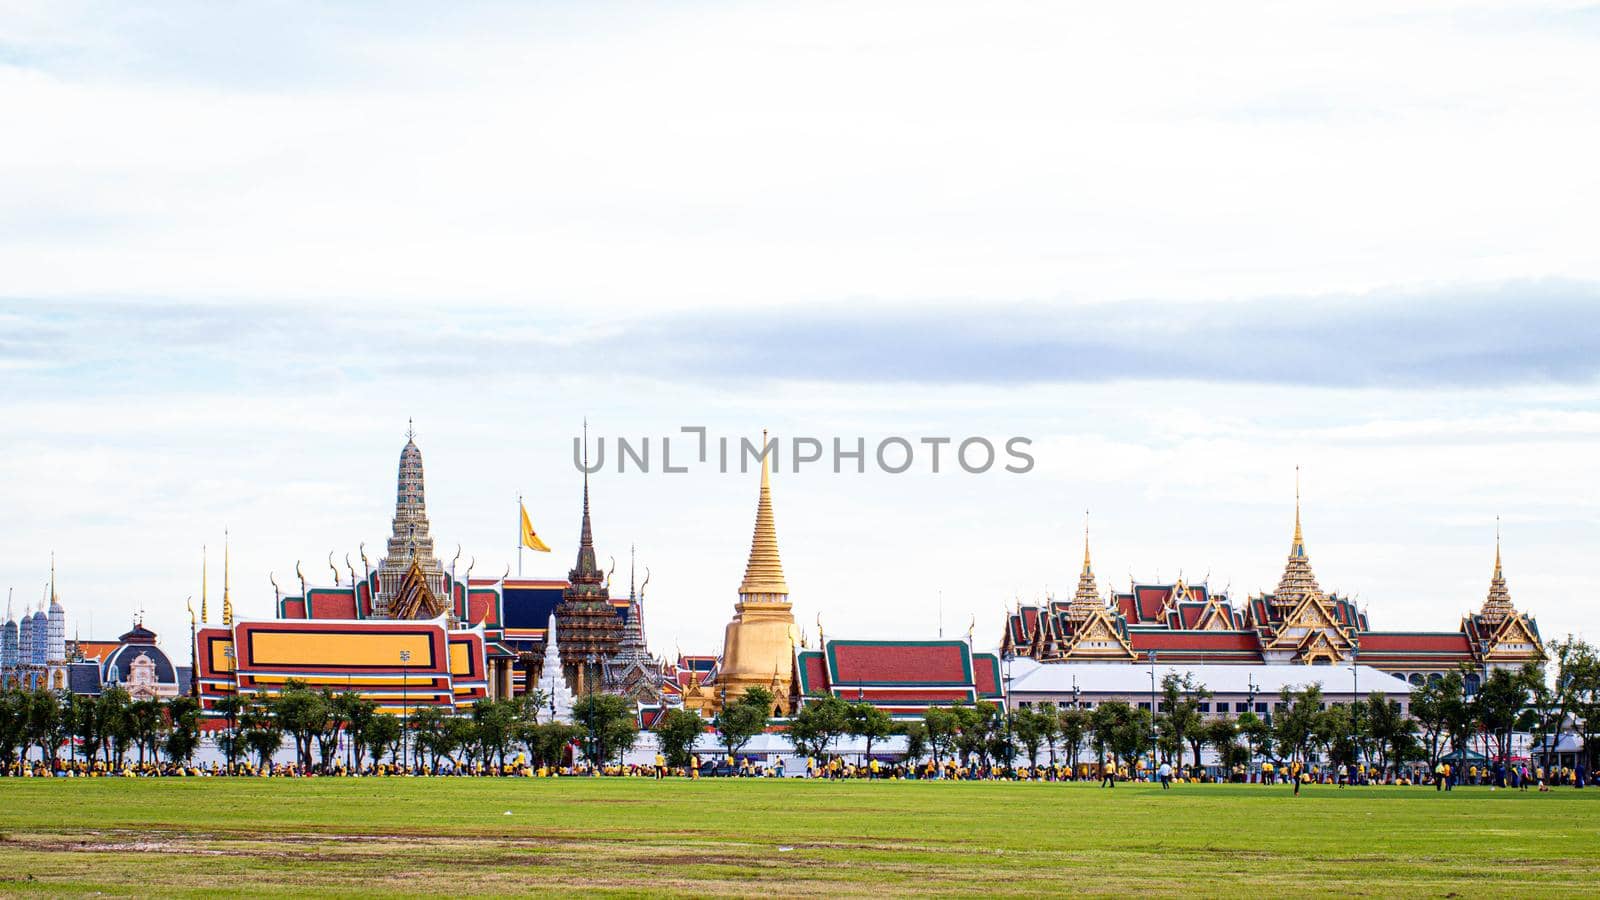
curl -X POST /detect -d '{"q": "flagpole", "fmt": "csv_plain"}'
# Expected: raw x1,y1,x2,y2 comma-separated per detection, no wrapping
517,493,523,579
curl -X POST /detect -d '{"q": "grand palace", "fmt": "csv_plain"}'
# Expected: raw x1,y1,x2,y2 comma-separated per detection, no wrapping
3,427,1545,727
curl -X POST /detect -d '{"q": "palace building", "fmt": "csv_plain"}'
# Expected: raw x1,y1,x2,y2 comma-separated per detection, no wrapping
194,425,662,718
1000,495,1545,690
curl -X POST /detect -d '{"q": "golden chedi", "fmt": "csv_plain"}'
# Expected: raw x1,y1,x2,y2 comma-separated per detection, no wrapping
713,433,799,716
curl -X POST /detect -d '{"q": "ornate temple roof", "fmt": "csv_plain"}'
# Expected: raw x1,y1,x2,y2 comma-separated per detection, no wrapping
1066,520,1103,625
1479,533,1516,626
738,431,789,599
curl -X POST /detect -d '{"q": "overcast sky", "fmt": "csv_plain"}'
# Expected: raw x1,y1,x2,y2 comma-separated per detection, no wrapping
2,2,1597,658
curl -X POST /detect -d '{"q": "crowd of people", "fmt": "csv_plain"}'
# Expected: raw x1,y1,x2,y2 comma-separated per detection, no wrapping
5,752,1595,788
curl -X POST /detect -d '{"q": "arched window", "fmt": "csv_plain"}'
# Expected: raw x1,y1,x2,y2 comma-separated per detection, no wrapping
1427,672,1443,686
1408,673,1424,686
1464,673,1481,695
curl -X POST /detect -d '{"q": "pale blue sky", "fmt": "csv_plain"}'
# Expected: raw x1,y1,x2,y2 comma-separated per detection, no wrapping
2,2,1597,655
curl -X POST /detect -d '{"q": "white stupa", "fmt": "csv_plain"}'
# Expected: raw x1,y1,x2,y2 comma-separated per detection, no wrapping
538,613,576,723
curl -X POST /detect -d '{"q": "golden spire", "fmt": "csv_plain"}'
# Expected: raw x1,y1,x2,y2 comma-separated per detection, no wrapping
221,529,234,627
201,545,208,624
1481,517,1515,625
737,430,789,599
1067,509,1103,624
1291,465,1305,558
1082,509,1092,573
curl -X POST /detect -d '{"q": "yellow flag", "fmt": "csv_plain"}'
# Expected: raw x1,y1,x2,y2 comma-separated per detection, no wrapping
520,502,551,552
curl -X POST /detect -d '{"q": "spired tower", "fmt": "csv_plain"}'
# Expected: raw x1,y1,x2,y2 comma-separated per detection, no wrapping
1065,519,1103,626
375,421,447,617
536,613,577,722
714,433,799,716
1,592,18,682
1258,477,1354,664
554,440,624,694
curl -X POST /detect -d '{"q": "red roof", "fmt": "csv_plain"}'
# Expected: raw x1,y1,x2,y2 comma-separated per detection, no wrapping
831,641,969,685
1130,630,1261,652
1358,632,1473,654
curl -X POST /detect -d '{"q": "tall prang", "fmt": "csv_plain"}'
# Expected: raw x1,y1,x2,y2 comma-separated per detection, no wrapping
376,420,446,616
537,613,577,722
554,428,623,694
711,431,799,716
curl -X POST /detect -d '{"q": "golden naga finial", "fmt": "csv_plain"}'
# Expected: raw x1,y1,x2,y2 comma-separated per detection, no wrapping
186,595,196,627
328,552,340,586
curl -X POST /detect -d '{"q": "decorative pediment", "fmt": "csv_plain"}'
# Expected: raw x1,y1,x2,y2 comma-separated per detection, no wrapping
390,559,446,620
1484,614,1544,660
1267,593,1350,651
1063,608,1136,661
1194,596,1234,631
1297,629,1342,664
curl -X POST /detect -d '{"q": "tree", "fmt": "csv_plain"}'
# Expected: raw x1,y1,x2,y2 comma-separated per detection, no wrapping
1554,638,1600,771
411,706,450,772
1010,708,1043,769
312,688,346,771
1236,711,1271,768
273,680,329,770
214,692,248,770
339,693,380,770
572,692,639,767
846,700,895,764
1409,674,1459,768
25,688,64,766
472,698,520,770
1158,672,1211,769
1364,691,1415,777
789,695,850,762
67,693,99,766
1474,667,1531,764
1204,717,1239,775
242,694,284,769
1090,701,1148,773
711,686,771,764
922,707,957,768
1057,707,1090,770
898,721,928,765
522,721,583,770
1036,702,1061,767
952,702,1003,769
127,698,165,767
164,696,203,764
0,688,28,769
446,716,478,770
99,686,135,768
654,708,706,769
364,713,402,766
1272,685,1323,764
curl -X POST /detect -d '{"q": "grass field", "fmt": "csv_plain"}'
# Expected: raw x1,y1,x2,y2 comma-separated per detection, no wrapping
1,778,1597,897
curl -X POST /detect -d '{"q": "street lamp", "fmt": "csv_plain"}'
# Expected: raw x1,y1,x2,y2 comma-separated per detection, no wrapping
400,649,412,770
1350,638,1361,773
1147,650,1158,781
1245,674,1258,779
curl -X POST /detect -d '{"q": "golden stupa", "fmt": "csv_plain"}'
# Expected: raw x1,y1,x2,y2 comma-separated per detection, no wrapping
707,432,799,716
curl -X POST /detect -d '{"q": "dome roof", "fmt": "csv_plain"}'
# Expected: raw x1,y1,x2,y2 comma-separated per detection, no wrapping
103,643,176,685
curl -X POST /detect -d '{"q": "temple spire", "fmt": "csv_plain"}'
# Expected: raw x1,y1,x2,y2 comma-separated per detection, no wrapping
222,529,234,627
1480,517,1515,625
1067,509,1102,624
1291,465,1306,558
738,430,789,600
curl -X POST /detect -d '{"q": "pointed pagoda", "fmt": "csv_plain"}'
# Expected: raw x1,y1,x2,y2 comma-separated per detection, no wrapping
1469,525,1545,670
606,547,664,704
1255,472,1354,663
710,432,799,716
1066,516,1104,625
554,424,623,694
1478,530,1515,626
375,421,446,616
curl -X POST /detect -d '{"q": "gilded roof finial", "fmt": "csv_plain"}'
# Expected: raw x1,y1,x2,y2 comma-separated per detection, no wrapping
222,529,234,627
1291,465,1306,558
406,418,416,443
201,544,208,624
1083,508,1092,574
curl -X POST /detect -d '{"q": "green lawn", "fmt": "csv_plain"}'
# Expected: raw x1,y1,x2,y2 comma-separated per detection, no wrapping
0,778,1595,897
